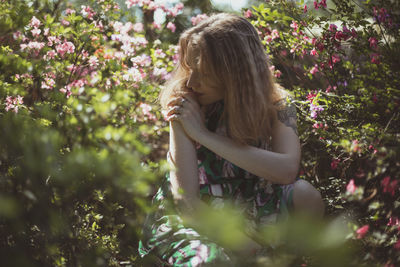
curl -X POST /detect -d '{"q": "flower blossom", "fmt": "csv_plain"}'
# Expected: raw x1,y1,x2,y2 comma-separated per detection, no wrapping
65,8,76,15
166,22,176,32
5,95,24,113
290,21,299,31
122,67,144,83
244,9,252,18
31,28,41,37
381,176,398,196
191,14,209,26
88,56,99,67
59,85,72,98
21,41,45,52
387,217,399,227
56,40,75,57
369,37,378,49
139,102,156,121
371,53,380,64
131,54,151,67
346,179,356,194
29,16,41,28
310,64,319,75
152,22,161,29
310,103,324,119
330,158,340,170
356,225,369,239
81,5,96,20
310,48,318,56
154,48,166,58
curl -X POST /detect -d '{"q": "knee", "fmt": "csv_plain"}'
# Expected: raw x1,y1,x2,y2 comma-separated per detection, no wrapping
293,179,324,217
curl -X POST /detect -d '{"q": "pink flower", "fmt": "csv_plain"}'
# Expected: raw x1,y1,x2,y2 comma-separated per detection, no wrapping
24,41,45,52
244,9,252,18
139,102,156,121
191,14,209,26
44,50,56,60
56,40,75,57
41,77,55,90
330,158,340,170
274,69,282,78
316,42,324,52
329,24,337,32
61,19,70,26
29,16,41,28
59,85,72,98
334,31,348,41
304,4,308,13
88,56,99,67
290,21,299,31
387,217,399,226
271,29,279,39
368,37,378,49
152,22,161,29
356,225,369,239
31,28,41,37
314,1,319,9
310,64,319,75
154,48,166,58
309,103,324,119
65,8,76,15
166,22,176,32
371,53,380,64
381,176,398,196
306,91,318,102
4,95,23,113
320,0,327,8
346,179,356,194
47,36,60,46
81,5,96,20
310,48,318,56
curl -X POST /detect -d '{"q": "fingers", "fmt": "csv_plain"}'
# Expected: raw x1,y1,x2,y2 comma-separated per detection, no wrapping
167,96,187,107
166,105,182,116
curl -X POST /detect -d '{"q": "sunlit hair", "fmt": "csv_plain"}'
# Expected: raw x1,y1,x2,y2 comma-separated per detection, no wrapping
160,13,285,145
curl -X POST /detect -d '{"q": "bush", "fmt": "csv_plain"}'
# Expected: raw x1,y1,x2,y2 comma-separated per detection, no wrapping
247,0,400,265
0,0,399,266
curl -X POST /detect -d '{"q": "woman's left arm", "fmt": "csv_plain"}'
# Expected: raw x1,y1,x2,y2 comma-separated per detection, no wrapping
168,95,300,185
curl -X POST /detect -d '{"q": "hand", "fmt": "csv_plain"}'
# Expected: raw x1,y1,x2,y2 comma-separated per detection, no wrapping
166,93,208,142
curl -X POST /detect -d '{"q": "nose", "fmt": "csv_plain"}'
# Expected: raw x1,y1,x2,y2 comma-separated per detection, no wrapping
186,71,200,89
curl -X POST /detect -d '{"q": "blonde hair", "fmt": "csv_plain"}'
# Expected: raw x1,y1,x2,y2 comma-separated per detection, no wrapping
160,13,283,145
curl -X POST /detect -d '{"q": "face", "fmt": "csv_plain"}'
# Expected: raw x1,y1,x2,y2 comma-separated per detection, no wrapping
185,44,224,106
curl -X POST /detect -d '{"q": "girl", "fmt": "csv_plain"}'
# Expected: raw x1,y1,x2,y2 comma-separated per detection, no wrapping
139,13,324,266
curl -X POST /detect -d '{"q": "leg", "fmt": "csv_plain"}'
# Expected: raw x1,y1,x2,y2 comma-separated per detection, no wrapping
292,179,324,217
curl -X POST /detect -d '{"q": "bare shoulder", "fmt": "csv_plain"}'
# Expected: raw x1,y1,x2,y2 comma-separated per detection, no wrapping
273,86,298,136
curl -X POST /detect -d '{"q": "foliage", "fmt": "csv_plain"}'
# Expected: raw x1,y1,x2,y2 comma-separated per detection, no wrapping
247,0,400,265
0,0,399,266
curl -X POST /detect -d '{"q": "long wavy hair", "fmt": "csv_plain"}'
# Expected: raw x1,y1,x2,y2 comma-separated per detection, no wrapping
160,13,284,145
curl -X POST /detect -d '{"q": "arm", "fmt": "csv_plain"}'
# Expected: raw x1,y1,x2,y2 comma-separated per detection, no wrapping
168,121,200,210
196,100,301,184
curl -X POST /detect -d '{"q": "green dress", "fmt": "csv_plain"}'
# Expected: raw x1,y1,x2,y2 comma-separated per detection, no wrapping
139,100,295,266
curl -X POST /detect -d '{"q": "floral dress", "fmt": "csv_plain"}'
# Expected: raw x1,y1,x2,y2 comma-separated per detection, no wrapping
139,100,295,266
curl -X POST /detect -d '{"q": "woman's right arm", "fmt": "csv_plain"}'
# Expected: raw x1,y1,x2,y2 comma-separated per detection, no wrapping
168,120,200,211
